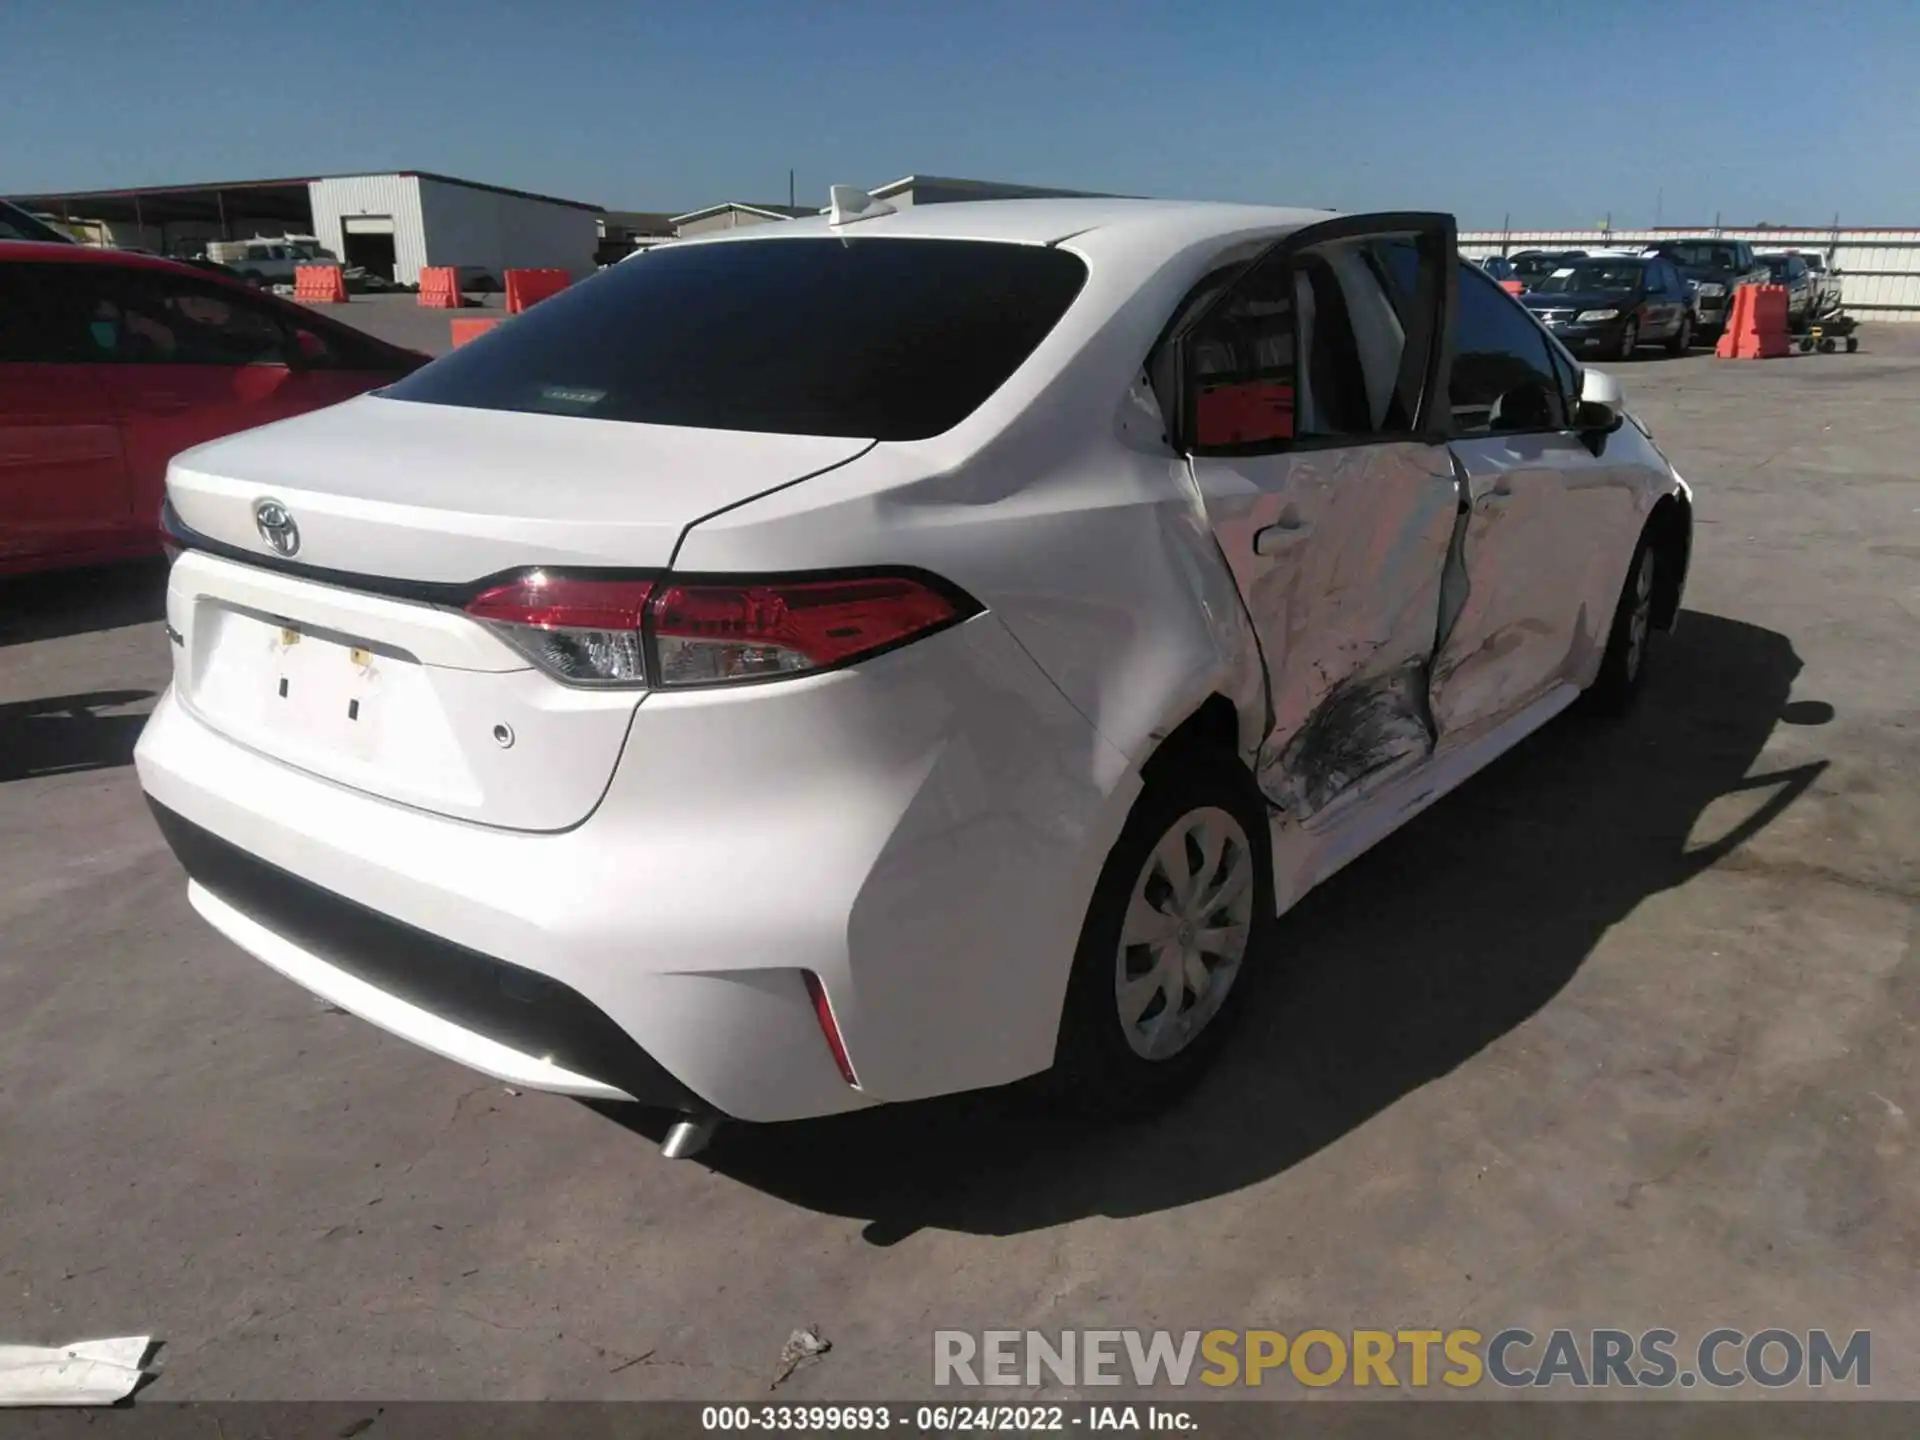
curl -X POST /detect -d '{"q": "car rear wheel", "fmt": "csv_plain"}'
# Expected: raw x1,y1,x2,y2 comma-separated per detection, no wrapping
1666,311,1693,355
1587,534,1658,714
1048,748,1275,1114
1617,319,1640,361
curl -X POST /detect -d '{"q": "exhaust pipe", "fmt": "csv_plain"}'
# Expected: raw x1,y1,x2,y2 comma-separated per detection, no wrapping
661,1115,719,1160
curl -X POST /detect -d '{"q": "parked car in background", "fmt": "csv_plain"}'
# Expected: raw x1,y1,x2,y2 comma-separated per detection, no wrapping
1655,238,1770,340
0,240,430,575
1479,254,1516,282
1773,250,1844,319
0,199,75,244
135,198,1693,1150
1756,252,1817,326
1803,252,1843,316
1520,252,1694,359
1508,249,1589,291
203,236,339,287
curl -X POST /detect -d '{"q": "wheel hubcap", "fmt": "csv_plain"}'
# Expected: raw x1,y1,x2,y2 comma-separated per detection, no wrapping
1625,550,1655,678
1115,806,1257,1062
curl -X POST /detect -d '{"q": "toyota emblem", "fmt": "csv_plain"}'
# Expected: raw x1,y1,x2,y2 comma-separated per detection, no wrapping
253,498,300,557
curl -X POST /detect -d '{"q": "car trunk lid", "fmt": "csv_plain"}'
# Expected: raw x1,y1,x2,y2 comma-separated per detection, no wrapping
162,397,872,830
164,393,873,580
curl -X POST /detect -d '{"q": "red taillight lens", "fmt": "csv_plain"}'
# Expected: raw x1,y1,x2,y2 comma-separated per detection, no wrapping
465,572,654,685
462,570,972,688
803,971,859,1088
650,575,965,687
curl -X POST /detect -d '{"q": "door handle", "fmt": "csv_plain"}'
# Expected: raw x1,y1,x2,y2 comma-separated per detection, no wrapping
1254,516,1313,556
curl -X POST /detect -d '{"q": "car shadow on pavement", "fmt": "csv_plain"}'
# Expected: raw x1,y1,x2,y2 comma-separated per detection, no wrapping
594,610,1829,1244
0,559,169,648
0,689,157,783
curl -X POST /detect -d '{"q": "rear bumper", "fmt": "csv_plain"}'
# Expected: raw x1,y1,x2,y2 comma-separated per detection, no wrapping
149,798,705,1109
135,613,1135,1123
1542,318,1632,352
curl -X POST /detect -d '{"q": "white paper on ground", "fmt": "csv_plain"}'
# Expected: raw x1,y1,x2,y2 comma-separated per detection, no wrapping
0,1337,153,1406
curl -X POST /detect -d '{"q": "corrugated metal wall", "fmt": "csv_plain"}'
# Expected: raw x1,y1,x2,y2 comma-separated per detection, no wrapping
1460,227,1920,321
415,178,598,281
308,175,427,281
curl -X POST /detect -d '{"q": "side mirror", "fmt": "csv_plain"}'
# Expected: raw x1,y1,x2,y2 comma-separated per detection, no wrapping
1575,367,1626,436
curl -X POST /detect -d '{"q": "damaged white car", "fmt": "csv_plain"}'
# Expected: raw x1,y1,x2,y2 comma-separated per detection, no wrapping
136,194,1691,1155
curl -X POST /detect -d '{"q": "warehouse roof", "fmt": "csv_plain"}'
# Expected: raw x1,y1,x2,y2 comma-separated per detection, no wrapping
668,201,817,226
6,171,603,223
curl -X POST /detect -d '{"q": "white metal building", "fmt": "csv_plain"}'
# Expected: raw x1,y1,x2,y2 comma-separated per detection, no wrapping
8,171,603,287
308,172,601,286
1461,226,1920,322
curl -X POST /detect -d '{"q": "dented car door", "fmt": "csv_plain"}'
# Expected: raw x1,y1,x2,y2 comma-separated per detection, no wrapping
1176,215,1460,823
1429,264,1618,737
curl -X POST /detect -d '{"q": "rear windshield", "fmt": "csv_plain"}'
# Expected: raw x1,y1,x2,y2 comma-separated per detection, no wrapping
1667,242,1742,269
1533,260,1647,293
382,237,1089,441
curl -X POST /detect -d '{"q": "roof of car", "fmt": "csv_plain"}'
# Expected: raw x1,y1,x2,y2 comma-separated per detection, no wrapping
666,197,1339,252
0,239,212,274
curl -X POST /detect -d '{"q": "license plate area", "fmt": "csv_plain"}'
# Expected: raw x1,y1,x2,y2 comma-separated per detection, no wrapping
188,601,431,775
262,623,385,760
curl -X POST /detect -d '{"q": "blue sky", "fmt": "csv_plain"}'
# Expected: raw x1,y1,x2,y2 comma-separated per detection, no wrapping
6,0,1918,228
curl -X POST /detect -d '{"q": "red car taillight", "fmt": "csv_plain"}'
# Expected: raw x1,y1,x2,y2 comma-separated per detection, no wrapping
462,570,974,689
465,573,654,685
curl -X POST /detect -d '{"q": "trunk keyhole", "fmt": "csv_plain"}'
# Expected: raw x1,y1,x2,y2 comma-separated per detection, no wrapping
492,724,514,749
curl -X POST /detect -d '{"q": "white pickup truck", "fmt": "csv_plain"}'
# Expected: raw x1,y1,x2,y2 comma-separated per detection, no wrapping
202,235,338,286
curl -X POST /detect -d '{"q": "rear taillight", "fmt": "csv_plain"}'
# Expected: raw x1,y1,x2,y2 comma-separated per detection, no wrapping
461,570,974,689
157,500,185,565
650,576,964,686
465,573,654,685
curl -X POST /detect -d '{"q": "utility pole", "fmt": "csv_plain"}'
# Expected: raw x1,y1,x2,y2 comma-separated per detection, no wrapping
789,169,795,211
1655,186,1663,229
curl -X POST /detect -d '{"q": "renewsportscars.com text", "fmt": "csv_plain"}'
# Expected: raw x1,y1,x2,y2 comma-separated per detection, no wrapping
933,1328,1871,1390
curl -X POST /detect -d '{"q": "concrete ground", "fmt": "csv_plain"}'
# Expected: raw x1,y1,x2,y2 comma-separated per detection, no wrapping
2,324,1916,1401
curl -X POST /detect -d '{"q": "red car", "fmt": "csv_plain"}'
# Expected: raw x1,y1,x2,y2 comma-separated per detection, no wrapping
0,240,430,576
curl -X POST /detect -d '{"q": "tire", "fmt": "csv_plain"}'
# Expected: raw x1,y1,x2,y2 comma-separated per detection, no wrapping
1846,337,1859,353
1586,533,1659,715
1048,748,1276,1115
1617,319,1640,361
1666,311,1693,356
1819,337,1837,353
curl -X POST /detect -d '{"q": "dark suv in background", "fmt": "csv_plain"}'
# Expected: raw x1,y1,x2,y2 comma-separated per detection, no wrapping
1520,253,1695,360
1654,238,1770,340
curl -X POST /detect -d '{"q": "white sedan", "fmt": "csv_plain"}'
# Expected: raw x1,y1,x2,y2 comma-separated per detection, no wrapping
136,193,1692,1155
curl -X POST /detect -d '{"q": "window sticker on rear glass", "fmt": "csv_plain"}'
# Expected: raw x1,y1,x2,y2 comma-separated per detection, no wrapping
1552,268,1577,278
535,385,607,413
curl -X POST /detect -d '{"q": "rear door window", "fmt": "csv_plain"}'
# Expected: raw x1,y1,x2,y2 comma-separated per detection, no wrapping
382,237,1089,441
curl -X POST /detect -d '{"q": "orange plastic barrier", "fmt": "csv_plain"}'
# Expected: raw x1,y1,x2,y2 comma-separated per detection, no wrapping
450,317,505,348
293,264,348,304
505,268,571,314
1716,283,1790,360
1499,279,1525,296
418,266,463,309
